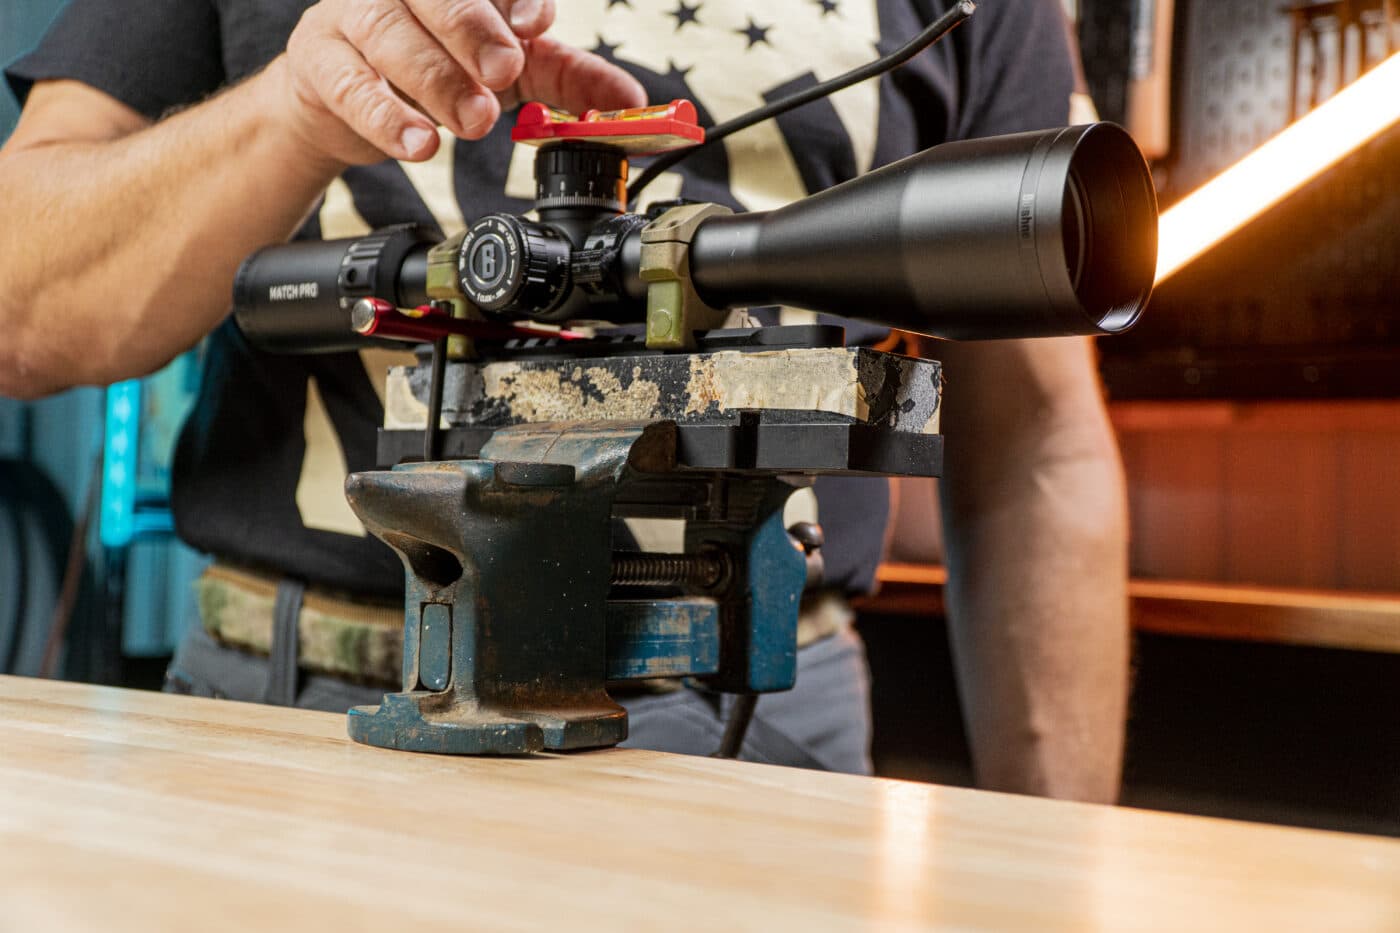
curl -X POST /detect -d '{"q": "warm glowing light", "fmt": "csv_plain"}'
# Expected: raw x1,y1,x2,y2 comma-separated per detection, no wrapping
1155,50,1400,284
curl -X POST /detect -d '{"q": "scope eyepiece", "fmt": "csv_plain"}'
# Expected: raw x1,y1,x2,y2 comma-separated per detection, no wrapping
233,223,436,353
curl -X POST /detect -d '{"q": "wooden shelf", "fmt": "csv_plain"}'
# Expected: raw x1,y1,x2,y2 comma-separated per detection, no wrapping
859,563,1400,655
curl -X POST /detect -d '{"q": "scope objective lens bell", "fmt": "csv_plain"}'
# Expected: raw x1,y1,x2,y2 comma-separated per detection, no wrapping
680,123,1157,339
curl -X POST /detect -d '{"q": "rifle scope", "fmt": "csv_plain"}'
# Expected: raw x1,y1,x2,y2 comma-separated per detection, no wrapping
234,123,1157,352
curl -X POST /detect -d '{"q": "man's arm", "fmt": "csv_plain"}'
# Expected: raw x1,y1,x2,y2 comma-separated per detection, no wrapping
0,71,340,398
0,0,644,399
930,335,1129,804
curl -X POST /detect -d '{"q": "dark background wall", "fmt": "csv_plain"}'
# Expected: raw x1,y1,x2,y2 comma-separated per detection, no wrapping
1084,0,1400,399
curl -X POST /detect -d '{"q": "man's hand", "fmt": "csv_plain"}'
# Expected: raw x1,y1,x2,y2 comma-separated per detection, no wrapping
274,0,647,165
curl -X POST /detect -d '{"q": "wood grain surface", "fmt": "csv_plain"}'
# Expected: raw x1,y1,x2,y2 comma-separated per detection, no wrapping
2,675,1398,932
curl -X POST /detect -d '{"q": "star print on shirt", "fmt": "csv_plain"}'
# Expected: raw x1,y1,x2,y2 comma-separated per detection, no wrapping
592,35,621,59
532,0,885,210
606,0,631,8
736,17,772,48
669,0,702,30
814,0,839,15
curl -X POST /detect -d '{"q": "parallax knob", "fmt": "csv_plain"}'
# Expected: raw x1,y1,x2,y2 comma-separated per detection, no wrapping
457,214,572,319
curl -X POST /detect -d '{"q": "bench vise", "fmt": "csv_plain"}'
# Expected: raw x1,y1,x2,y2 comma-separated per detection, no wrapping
344,327,943,754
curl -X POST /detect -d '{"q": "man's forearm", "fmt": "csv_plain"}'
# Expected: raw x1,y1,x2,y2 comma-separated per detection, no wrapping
0,60,341,398
941,428,1128,802
934,336,1129,804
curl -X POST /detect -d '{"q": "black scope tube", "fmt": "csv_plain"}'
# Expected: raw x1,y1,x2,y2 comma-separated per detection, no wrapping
675,123,1157,339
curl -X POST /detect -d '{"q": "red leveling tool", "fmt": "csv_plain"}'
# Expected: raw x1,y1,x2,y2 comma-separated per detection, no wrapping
511,99,705,155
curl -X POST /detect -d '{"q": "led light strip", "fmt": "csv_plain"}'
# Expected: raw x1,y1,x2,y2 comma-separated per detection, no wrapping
1155,50,1400,284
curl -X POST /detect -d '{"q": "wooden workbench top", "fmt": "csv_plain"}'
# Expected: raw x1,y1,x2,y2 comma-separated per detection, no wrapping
2,675,1397,932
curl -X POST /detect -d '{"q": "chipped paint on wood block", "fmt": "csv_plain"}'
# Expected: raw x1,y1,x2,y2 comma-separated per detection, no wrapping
482,363,664,423
685,349,864,420
384,346,941,434
384,367,437,431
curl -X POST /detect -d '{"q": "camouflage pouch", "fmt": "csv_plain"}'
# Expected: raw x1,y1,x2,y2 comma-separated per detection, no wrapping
195,563,402,686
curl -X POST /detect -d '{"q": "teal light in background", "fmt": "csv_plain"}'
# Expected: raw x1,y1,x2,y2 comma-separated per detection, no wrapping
99,380,182,549
101,354,207,657
100,355,198,550
100,382,141,548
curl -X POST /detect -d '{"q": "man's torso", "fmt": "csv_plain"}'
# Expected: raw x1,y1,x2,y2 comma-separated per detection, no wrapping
168,0,957,597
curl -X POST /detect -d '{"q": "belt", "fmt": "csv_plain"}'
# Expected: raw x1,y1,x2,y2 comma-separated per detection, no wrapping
197,562,850,693
196,563,402,689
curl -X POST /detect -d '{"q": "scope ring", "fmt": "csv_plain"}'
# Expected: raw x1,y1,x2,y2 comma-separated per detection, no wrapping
638,203,733,350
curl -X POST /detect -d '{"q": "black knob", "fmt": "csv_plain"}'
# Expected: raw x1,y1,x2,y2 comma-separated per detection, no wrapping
570,213,648,301
457,214,572,319
788,521,825,590
787,521,824,554
534,141,628,213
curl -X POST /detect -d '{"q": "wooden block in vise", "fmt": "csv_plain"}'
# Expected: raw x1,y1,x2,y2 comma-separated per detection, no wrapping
384,346,942,435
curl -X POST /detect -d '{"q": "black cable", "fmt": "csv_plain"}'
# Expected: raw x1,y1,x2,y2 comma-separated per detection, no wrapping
0,460,74,675
0,465,29,675
424,336,447,462
40,454,103,679
20,406,34,462
627,0,977,207
712,692,759,760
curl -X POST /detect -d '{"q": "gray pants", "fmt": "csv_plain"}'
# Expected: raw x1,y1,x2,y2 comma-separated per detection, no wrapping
167,625,874,775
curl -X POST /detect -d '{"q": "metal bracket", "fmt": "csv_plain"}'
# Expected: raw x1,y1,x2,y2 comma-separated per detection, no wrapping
639,203,733,350
423,232,482,359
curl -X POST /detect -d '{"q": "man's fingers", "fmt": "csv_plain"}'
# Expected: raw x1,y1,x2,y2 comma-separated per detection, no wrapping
308,37,439,161
492,0,555,39
340,2,494,138
514,37,647,115
284,0,634,163
406,0,525,92
449,88,502,141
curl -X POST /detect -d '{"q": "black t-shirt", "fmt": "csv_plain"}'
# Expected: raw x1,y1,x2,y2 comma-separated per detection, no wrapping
7,0,1082,598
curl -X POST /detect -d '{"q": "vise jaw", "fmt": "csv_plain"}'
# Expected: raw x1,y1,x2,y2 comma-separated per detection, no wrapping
344,420,808,755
